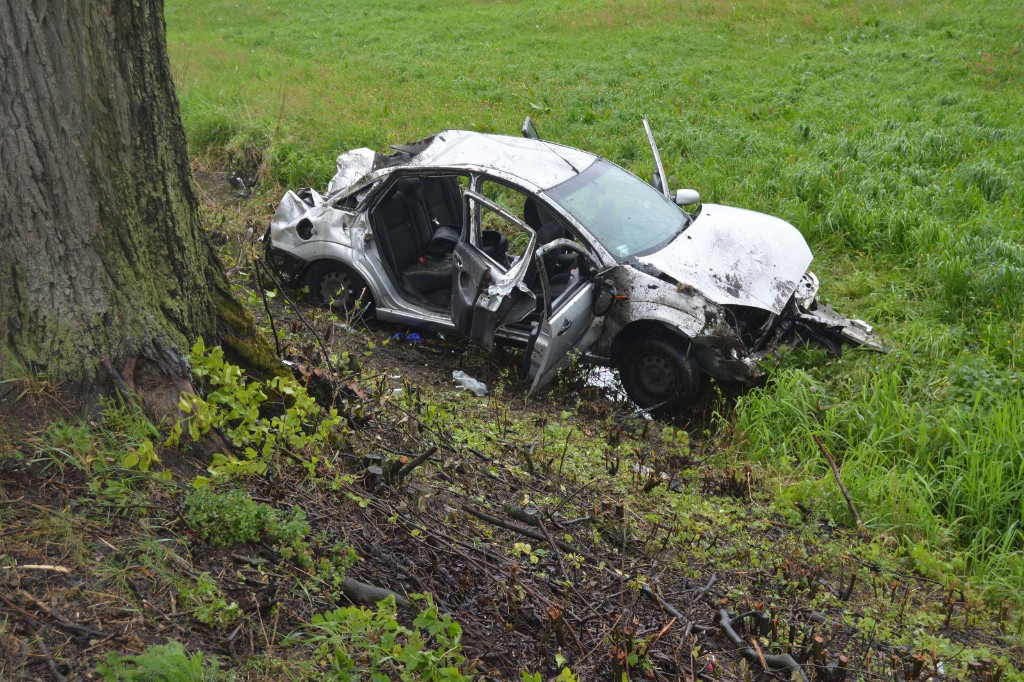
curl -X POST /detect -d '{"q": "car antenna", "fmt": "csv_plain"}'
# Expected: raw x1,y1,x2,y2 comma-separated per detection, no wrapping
522,116,580,175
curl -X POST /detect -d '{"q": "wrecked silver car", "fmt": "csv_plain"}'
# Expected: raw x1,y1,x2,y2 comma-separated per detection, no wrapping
264,119,883,414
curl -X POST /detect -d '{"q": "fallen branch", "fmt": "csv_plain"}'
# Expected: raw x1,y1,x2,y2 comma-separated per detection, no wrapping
536,516,568,580
813,436,863,528
638,583,717,635
386,445,439,484
503,503,540,527
462,506,580,554
717,608,808,682
16,565,72,574
692,573,718,603
465,504,719,637
33,636,68,682
8,590,109,639
340,578,411,610
459,499,764,677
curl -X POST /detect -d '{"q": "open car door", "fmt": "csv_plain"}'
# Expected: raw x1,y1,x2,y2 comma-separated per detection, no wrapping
525,239,610,394
451,190,537,350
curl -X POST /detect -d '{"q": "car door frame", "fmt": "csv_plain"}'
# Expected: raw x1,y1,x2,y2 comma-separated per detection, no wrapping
525,238,609,393
450,189,538,349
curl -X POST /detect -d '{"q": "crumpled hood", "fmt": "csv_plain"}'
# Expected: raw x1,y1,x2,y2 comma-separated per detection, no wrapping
637,204,812,314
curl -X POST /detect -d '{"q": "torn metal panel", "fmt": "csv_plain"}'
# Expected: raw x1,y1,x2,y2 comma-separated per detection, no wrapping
604,266,717,339
326,148,388,195
690,336,766,384
796,302,888,353
594,265,769,383
793,271,820,309
271,190,315,224
269,200,353,251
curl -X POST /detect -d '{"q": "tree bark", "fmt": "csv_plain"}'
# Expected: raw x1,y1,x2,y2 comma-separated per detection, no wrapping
0,1,274,413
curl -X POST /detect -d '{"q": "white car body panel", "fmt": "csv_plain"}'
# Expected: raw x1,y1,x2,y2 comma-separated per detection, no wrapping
408,131,597,191
637,204,813,315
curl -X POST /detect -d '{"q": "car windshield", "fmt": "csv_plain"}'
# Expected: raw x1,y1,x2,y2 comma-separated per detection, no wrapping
546,159,686,258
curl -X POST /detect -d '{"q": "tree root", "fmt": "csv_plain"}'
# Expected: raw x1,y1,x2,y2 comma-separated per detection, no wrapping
717,608,809,682
340,578,411,610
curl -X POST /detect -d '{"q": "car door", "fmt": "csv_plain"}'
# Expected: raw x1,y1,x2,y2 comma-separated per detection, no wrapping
451,190,537,350
526,239,608,394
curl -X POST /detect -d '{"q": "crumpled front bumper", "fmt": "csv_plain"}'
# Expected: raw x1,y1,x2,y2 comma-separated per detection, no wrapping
793,301,887,355
691,272,886,385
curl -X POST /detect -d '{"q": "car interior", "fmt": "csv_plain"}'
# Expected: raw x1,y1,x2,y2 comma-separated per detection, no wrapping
369,173,588,315
370,174,476,307
522,196,579,295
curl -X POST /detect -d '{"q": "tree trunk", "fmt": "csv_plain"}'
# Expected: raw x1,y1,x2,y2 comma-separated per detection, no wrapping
0,1,273,413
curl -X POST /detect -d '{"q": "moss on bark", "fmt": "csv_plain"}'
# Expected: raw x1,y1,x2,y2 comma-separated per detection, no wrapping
0,0,279,412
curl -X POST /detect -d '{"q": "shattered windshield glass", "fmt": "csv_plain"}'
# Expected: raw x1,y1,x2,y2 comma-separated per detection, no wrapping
546,159,686,259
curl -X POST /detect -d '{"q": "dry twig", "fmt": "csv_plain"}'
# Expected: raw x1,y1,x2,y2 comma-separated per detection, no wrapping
813,436,863,528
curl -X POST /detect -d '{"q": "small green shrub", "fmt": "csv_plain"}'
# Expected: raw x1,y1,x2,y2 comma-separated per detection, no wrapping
312,543,361,600
183,487,267,545
295,594,471,681
183,487,311,565
169,339,341,485
98,640,231,681
179,573,242,630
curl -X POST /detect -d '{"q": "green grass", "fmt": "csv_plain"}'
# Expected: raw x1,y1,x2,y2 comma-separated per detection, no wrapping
166,0,1023,599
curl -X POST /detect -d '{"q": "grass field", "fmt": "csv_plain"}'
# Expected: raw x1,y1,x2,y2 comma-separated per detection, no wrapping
167,0,1023,598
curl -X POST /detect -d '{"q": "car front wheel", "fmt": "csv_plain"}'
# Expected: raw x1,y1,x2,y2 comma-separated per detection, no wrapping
621,336,703,415
307,261,372,313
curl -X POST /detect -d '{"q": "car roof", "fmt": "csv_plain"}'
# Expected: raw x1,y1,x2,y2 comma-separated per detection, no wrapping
405,130,599,191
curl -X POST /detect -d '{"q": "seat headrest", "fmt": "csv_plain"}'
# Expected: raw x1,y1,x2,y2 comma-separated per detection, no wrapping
394,177,422,195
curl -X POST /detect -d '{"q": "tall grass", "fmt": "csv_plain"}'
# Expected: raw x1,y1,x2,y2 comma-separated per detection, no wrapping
735,347,1023,597
165,0,1024,599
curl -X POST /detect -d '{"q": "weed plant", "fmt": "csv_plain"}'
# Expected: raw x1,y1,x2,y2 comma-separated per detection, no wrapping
99,640,231,681
178,573,244,630
171,339,342,485
183,487,312,564
291,595,471,681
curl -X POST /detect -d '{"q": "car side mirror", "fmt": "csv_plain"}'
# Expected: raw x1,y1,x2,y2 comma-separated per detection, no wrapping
674,189,701,206
593,278,617,317
522,117,539,140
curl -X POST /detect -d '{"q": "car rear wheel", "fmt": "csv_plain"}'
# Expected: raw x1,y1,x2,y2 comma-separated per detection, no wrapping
307,261,372,313
621,336,703,415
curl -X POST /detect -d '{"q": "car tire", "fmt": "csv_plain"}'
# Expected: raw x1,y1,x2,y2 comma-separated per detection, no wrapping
621,336,703,415
307,261,372,313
